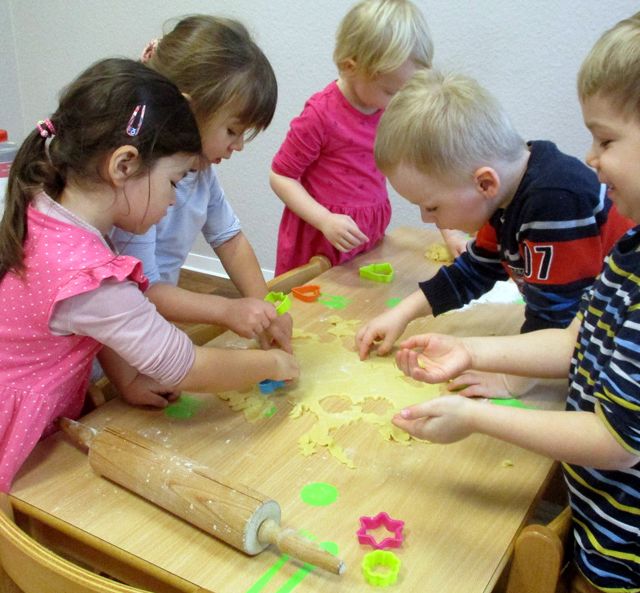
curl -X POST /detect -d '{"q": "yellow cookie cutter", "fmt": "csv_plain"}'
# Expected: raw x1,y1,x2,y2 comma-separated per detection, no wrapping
264,291,291,315
359,262,394,283
361,550,401,587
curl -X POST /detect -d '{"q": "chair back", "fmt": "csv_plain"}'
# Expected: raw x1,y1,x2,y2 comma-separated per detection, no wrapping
505,506,572,593
0,498,149,593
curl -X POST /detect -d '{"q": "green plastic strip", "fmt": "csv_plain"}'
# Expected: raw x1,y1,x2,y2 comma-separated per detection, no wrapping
274,542,339,593
245,542,339,593
489,397,535,409
244,554,290,593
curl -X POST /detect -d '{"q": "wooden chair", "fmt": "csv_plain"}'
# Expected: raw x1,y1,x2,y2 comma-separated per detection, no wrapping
505,505,573,593
0,497,149,593
184,254,331,346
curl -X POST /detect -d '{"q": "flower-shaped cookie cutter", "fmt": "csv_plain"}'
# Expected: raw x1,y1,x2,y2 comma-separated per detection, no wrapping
291,284,321,302
264,291,291,315
359,262,394,283
361,550,401,587
357,511,404,549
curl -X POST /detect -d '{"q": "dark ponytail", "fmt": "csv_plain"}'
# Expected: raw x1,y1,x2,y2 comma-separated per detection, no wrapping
0,58,201,280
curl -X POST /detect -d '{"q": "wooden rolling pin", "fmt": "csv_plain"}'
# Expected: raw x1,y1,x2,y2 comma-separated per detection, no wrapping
60,418,345,575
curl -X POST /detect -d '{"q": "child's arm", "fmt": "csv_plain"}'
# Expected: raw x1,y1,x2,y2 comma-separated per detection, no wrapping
213,232,292,353
395,318,580,383
145,283,278,343
389,318,640,469
57,279,298,397
177,345,298,393
356,290,433,359
97,347,179,407
392,397,638,470
270,169,368,252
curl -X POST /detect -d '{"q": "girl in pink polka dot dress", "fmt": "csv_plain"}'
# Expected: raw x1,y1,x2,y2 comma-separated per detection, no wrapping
269,0,433,275
0,59,298,491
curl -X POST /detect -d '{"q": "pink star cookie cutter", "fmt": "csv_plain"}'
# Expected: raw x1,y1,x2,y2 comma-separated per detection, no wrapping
357,511,405,549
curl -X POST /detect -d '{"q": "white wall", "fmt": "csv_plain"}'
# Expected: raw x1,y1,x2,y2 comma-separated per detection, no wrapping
0,0,21,144
2,1,638,277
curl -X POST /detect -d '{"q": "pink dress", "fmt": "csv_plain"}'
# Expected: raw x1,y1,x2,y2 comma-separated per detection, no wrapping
272,81,391,275
0,205,147,491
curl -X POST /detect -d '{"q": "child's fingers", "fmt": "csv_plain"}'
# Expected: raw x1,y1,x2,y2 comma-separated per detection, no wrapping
356,327,376,360
375,338,393,356
256,331,271,350
350,226,369,244
399,333,437,350
448,384,489,398
267,325,293,354
127,392,170,408
165,391,181,402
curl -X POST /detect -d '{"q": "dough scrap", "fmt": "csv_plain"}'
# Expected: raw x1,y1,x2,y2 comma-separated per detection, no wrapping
425,243,454,263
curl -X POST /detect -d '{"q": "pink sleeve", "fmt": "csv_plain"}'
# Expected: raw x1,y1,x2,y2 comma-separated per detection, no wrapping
271,100,326,179
50,278,195,386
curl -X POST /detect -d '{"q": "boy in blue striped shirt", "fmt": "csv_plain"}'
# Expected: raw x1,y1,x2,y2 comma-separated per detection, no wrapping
391,13,640,592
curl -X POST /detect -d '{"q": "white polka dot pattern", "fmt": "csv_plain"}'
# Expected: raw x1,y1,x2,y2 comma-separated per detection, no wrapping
0,203,147,490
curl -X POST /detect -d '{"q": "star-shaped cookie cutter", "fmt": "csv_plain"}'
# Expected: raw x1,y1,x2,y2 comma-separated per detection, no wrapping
357,511,404,549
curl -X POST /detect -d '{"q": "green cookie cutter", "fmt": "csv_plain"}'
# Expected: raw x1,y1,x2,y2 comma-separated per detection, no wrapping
361,550,401,587
264,291,291,315
359,263,394,283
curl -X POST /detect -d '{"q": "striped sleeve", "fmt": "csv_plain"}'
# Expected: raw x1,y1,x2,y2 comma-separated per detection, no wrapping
419,218,508,315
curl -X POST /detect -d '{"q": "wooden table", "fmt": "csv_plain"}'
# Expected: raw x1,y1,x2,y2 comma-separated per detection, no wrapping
9,227,565,593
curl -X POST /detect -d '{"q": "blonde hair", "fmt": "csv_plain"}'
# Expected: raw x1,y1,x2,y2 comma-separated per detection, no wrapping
375,70,525,179
334,0,433,77
578,12,640,120
147,15,276,139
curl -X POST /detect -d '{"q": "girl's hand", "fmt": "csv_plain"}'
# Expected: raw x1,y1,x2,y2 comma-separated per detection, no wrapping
355,309,408,359
225,298,278,339
269,349,299,381
320,213,369,253
257,313,293,353
395,333,472,384
120,374,180,408
392,395,477,443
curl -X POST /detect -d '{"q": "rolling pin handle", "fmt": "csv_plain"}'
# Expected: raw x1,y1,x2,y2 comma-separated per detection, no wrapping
59,418,97,451
257,518,345,575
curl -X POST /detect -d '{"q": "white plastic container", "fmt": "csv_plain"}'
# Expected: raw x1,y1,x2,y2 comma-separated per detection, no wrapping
0,129,18,216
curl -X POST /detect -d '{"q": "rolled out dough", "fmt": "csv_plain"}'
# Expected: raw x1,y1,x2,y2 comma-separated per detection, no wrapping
218,316,440,468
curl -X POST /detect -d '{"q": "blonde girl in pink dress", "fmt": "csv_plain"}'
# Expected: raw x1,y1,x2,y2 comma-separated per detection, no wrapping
270,0,433,274
0,58,298,491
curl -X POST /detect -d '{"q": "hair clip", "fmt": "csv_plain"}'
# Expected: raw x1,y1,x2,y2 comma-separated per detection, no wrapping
36,118,56,138
140,38,159,64
126,104,146,137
